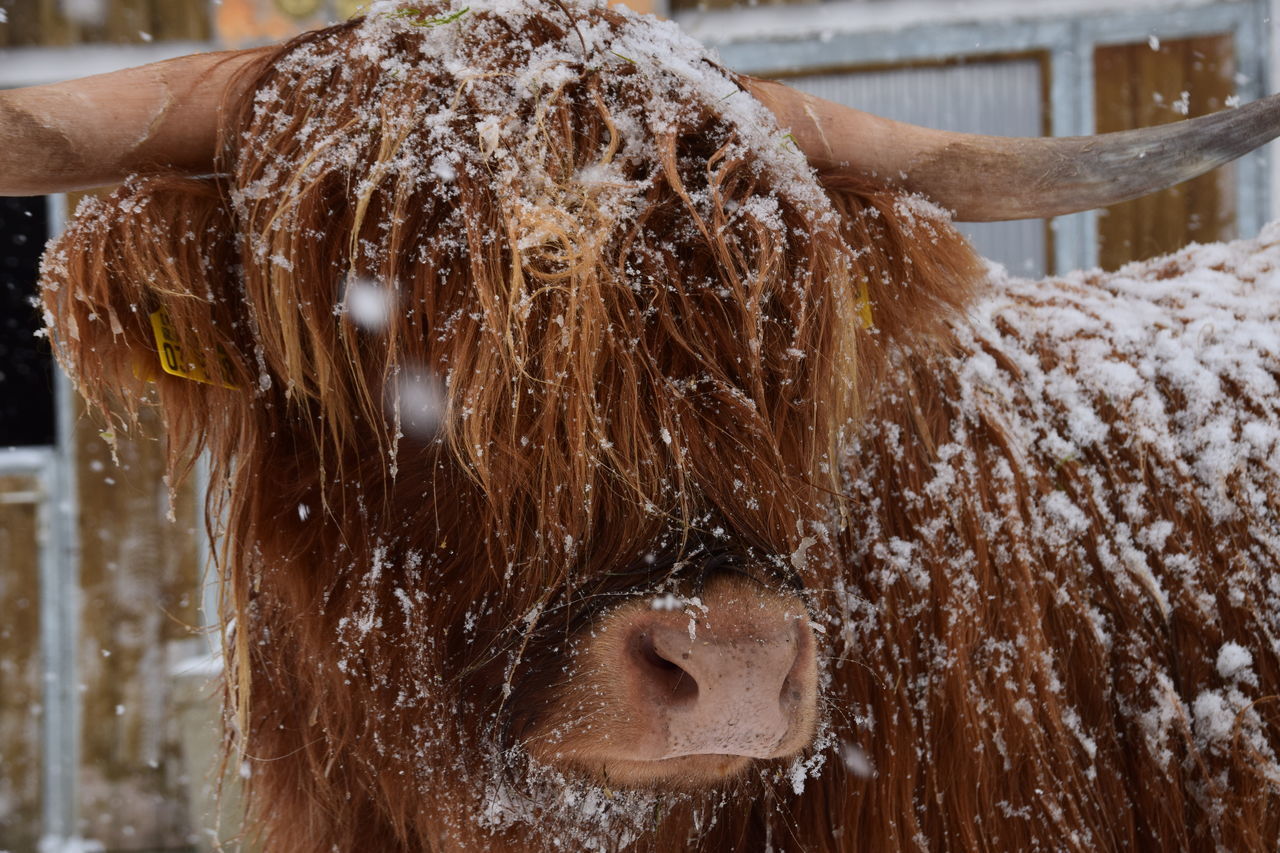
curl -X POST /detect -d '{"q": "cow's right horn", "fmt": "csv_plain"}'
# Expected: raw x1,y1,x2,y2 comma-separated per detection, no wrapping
0,48,268,197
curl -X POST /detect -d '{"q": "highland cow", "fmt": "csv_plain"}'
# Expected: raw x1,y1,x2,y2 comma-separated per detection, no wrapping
6,1,1280,850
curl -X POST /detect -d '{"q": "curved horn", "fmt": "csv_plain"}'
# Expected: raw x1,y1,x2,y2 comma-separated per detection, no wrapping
746,77,1280,222
0,48,269,196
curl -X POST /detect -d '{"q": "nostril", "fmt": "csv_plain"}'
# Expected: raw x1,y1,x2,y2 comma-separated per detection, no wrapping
634,631,699,706
779,622,810,709
780,672,796,706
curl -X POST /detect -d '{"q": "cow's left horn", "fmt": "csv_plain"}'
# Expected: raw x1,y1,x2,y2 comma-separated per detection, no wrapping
0,48,268,196
746,77,1280,222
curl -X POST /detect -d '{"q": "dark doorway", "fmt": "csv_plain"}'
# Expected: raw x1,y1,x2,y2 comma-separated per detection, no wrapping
0,196,56,448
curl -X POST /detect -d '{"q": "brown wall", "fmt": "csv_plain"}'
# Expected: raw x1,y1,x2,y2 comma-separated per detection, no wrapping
0,0,209,46
74,404,207,850
0,386,216,853
1095,34,1237,270
0,474,43,853
0,380,215,853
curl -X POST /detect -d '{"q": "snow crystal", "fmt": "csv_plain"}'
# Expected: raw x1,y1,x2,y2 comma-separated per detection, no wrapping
387,369,445,440
790,534,817,573
480,756,668,849
785,750,827,795
1216,641,1255,682
839,741,875,778
342,277,395,331
649,593,681,611
429,155,457,183
1192,690,1236,742
893,193,953,227
874,536,928,590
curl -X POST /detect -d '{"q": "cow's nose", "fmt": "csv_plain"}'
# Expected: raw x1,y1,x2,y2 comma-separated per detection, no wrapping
616,585,817,761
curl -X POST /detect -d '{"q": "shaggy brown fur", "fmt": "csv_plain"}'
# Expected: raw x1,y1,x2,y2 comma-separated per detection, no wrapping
39,1,1279,850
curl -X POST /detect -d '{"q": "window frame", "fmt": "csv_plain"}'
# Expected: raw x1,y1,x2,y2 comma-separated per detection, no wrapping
677,0,1274,272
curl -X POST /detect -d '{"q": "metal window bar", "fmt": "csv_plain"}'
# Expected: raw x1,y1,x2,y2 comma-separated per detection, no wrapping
43,192,82,851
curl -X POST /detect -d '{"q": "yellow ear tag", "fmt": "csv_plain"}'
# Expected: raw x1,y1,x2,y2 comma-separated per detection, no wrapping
148,307,238,389
857,278,874,329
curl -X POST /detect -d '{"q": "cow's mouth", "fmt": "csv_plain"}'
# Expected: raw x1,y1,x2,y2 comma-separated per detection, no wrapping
520,575,819,790
575,754,756,789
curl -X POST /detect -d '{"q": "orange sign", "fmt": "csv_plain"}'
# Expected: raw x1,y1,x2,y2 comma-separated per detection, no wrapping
216,0,366,46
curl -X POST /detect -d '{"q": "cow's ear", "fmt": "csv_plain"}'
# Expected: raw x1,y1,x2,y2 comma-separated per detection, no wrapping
40,175,249,471
821,177,985,354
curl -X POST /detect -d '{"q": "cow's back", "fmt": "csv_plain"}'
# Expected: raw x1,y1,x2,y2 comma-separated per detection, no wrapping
827,225,1280,851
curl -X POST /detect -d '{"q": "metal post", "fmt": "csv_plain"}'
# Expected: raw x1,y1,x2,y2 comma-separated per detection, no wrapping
1241,0,1276,234
1050,31,1099,274
39,192,83,850
1271,0,1280,224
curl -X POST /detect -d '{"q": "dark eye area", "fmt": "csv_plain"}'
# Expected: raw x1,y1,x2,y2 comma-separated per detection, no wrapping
618,536,803,599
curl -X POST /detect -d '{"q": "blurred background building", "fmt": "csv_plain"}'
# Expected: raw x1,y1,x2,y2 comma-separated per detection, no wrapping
0,0,1276,850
